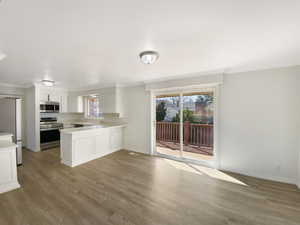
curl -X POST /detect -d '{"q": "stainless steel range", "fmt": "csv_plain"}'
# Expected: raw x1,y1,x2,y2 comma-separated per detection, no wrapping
40,117,63,150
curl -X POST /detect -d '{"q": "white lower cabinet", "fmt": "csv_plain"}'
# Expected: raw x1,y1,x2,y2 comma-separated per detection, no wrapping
74,137,97,163
109,127,123,151
0,134,13,142
0,142,20,193
61,126,124,167
95,129,110,155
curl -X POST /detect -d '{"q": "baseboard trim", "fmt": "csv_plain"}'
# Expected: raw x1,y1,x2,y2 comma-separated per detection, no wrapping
220,167,297,185
61,149,122,168
26,147,40,152
61,159,74,167
123,148,299,187
123,147,149,155
0,181,20,194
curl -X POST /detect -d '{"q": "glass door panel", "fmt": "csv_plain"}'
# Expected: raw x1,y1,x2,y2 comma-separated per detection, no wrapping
182,92,214,161
155,94,181,158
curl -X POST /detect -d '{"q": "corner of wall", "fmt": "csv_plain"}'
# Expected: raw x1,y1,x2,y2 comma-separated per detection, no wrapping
24,86,40,152
298,155,300,189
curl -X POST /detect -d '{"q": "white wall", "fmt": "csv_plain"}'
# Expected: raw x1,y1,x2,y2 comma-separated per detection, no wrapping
121,66,300,185
121,85,151,154
219,66,300,184
116,86,127,117
0,84,25,97
298,151,300,188
25,86,40,152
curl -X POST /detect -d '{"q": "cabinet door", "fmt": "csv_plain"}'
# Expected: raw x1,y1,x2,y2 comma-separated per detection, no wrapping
0,148,18,185
50,94,60,102
109,128,123,152
40,92,49,102
95,129,110,155
74,137,96,163
60,95,68,112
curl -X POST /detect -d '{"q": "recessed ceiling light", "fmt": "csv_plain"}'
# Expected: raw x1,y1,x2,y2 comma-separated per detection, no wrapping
41,79,55,87
139,51,159,64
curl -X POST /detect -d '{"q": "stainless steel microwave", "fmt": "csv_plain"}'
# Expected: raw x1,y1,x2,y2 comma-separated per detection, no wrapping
40,101,60,113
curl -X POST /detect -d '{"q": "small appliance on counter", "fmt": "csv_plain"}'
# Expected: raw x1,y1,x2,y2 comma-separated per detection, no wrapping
40,117,63,150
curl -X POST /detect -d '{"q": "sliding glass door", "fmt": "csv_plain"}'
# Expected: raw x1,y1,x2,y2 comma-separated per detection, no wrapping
155,94,181,158
181,92,214,161
154,89,215,163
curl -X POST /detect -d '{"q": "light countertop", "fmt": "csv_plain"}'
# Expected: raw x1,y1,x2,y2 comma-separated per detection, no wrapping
62,122,95,126
0,141,17,149
0,133,13,137
60,123,126,134
61,121,95,128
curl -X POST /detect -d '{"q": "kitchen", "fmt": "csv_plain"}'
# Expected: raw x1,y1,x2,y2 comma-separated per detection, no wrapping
0,83,126,193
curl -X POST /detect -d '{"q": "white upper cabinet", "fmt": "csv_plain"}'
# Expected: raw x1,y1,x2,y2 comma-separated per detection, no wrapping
40,91,49,102
39,86,68,112
51,94,60,102
60,94,68,113
40,88,60,102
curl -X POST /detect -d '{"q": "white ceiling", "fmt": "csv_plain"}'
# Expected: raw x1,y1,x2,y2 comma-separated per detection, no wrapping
0,0,299,89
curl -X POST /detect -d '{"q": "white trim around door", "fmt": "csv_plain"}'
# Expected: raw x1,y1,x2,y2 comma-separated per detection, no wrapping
150,84,220,169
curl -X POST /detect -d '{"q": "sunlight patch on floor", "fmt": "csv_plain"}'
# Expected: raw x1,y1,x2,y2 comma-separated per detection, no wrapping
157,147,213,160
163,158,247,186
190,164,247,186
163,159,203,175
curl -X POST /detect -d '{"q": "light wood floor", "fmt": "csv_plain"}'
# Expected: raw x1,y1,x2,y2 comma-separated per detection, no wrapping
1,148,300,225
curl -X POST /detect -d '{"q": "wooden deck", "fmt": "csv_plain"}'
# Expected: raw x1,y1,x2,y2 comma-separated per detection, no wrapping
156,122,213,148
0,148,300,225
157,140,213,156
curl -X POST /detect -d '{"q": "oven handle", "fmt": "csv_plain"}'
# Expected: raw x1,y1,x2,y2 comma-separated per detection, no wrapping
40,128,60,131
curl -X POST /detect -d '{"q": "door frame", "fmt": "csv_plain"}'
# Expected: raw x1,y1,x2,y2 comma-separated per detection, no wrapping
150,84,220,169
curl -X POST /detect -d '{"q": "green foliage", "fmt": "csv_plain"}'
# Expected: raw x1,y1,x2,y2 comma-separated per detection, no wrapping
172,109,196,123
156,101,167,121
196,95,213,106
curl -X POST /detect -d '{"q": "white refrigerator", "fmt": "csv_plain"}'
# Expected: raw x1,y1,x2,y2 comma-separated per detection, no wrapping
0,98,22,165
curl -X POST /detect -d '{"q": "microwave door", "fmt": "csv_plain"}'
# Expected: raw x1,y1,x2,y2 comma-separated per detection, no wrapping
45,104,55,112
55,105,60,112
40,104,46,112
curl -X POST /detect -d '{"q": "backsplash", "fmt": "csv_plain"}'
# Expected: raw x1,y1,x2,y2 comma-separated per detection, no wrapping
57,112,85,123
57,112,127,125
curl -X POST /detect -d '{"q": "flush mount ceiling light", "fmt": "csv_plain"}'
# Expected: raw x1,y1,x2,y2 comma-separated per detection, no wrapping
139,51,159,64
0,52,6,61
41,79,55,87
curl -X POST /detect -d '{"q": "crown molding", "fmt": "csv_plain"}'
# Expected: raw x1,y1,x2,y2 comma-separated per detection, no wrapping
0,82,30,89
67,82,118,92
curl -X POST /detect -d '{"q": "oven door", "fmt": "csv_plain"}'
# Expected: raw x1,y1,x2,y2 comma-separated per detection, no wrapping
40,129,60,150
